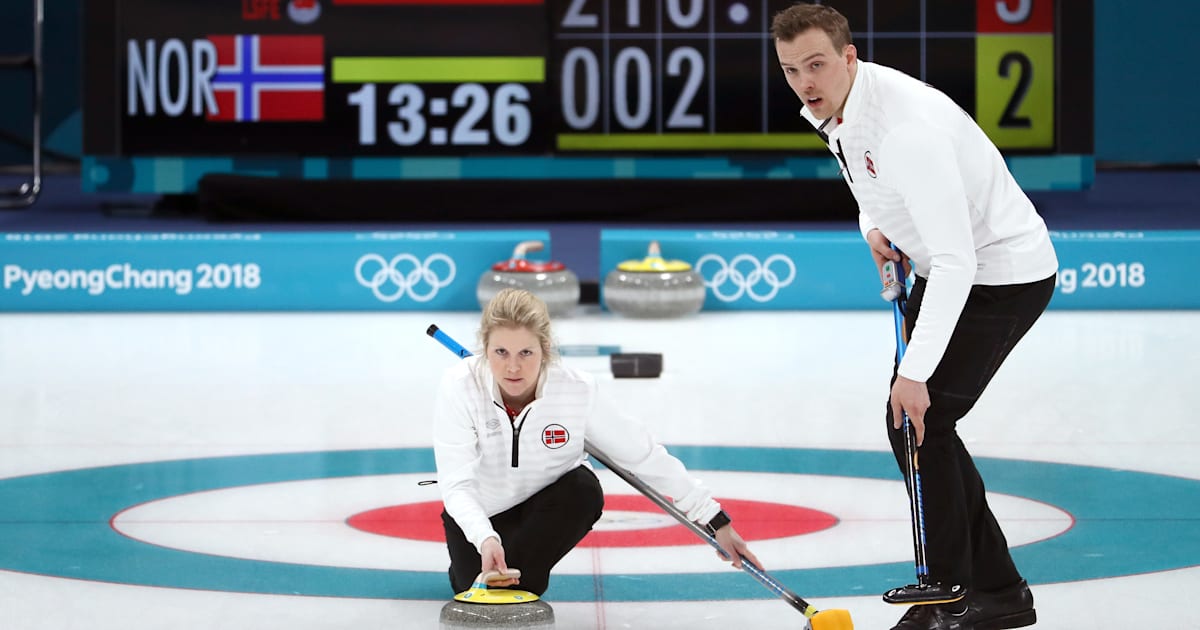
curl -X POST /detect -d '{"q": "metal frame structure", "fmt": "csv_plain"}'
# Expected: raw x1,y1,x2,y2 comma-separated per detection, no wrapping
1,0,44,209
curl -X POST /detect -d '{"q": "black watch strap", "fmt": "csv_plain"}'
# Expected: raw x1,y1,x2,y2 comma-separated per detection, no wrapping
703,510,731,536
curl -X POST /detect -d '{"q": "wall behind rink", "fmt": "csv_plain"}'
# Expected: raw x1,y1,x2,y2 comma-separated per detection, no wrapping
0,230,549,311
0,1,1197,167
600,229,1199,311
1,228,1194,311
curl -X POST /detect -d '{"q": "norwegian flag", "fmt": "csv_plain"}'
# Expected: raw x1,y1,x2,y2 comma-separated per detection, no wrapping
542,424,569,449
207,34,325,122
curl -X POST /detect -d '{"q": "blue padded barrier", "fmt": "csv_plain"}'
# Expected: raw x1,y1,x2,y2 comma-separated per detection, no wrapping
0,230,548,311
600,229,1200,310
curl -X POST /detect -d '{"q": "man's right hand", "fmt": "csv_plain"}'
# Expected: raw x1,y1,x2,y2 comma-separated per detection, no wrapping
867,229,909,285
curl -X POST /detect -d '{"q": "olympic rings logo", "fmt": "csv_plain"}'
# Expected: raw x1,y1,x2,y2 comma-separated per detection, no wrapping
695,254,797,303
354,253,457,303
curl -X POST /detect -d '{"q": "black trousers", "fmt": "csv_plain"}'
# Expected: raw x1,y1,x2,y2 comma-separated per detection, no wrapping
442,465,604,596
887,274,1055,592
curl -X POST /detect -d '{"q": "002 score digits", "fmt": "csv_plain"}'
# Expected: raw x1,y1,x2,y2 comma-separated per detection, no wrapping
558,0,710,131
346,83,533,147
560,45,706,131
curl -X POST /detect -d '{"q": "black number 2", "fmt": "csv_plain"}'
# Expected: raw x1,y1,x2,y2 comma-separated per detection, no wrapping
998,52,1033,129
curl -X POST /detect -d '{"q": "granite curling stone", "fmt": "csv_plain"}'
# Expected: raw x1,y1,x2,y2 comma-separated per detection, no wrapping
477,240,579,316
439,572,555,630
603,241,706,318
439,598,555,630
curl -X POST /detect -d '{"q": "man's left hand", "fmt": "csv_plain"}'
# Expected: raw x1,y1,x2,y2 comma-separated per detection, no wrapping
891,375,930,446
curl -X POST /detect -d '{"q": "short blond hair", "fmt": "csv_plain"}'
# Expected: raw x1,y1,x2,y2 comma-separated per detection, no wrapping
770,2,853,51
479,288,557,362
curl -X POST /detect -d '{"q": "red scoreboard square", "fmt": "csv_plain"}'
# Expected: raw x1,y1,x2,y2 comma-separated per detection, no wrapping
976,0,1055,33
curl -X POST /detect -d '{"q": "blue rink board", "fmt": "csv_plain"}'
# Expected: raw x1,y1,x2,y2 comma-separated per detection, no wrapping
1,229,1194,311
0,231,549,311
600,229,1200,310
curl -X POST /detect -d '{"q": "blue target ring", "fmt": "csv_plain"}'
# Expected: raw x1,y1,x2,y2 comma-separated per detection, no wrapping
0,447,1197,601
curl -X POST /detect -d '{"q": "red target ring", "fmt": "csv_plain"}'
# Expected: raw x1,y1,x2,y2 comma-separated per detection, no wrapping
347,496,836,547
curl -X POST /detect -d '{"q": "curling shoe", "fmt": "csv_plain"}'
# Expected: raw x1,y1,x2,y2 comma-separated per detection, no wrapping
889,601,972,630
889,580,1036,630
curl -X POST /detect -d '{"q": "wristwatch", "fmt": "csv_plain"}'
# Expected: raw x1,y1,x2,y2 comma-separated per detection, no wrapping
703,510,732,536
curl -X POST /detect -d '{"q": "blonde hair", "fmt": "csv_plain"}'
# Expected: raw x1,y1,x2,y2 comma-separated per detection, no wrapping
770,2,853,51
478,288,557,362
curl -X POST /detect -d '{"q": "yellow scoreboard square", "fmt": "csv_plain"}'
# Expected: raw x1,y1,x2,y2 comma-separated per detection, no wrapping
975,34,1055,149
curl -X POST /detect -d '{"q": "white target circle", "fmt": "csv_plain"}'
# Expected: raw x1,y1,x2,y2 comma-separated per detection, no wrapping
112,471,1071,576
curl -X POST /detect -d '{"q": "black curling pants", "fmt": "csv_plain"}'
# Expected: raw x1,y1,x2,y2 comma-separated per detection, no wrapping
887,274,1055,592
442,465,604,596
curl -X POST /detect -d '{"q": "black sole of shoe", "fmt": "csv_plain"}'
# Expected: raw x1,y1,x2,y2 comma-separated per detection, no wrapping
976,608,1037,630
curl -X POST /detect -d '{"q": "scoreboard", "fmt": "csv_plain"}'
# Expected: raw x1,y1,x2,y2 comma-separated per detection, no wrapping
82,0,1092,186
550,0,1070,151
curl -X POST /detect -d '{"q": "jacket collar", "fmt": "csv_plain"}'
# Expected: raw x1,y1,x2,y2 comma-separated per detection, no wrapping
839,59,870,128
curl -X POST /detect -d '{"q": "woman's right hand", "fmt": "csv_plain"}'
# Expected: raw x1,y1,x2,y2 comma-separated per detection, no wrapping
480,537,519,587
713,525,761,570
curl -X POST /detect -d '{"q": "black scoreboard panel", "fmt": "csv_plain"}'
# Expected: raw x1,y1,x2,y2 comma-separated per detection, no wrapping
85,0,550,156
548,0,1081,152
84,0,1091,158
551,0,963,146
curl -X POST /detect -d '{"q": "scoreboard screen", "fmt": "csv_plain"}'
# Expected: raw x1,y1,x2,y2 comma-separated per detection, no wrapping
84,0,1092,160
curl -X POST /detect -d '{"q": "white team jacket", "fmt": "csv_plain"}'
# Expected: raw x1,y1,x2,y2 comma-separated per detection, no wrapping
801,60,1058,382
433,356,721,552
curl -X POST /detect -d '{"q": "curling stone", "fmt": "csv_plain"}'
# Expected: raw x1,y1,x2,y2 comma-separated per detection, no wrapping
439,571,555,630
478,240,580,316
610,352,663,378
603,241,706,318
